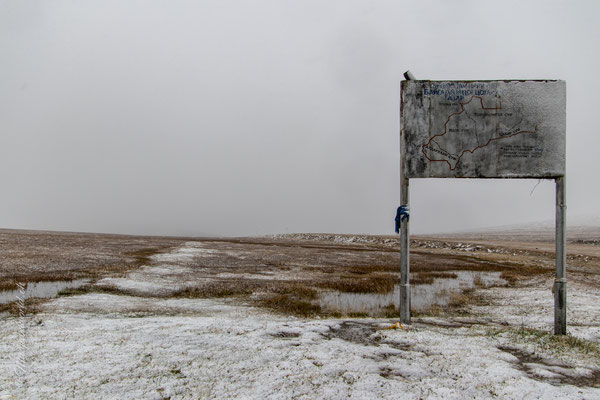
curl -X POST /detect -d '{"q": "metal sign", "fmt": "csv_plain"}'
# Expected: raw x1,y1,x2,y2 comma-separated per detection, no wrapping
401,80,566,179
399,75,567,334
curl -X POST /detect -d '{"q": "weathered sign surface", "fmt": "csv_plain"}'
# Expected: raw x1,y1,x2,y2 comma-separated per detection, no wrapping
401,80,566,178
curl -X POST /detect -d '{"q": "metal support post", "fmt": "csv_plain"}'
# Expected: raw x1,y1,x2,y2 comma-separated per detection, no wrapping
554,176,567,335
399,174,410,324
399,70,415,324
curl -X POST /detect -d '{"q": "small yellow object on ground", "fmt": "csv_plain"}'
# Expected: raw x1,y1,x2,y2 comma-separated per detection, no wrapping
384,322,403,330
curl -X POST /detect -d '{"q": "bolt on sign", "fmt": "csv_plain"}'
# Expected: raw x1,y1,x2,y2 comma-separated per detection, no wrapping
399,78,567,334
401,80,565,179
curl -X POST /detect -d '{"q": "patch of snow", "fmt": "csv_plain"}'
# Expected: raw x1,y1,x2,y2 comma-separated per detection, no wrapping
95,277,179,294
152,242,218,263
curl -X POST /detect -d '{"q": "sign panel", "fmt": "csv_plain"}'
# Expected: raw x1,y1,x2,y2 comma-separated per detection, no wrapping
401,80,566,178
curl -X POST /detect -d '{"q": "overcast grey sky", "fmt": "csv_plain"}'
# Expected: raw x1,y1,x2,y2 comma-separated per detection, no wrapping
1,0,598,236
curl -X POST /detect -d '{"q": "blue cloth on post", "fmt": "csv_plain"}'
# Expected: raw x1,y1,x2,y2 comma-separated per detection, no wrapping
395,205,409,233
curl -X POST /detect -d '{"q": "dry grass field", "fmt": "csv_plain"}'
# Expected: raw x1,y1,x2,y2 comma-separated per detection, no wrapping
2,227,598,317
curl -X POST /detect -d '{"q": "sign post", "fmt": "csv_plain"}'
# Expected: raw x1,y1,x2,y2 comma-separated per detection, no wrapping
399,70,416,324
555,176,567,334
400,75,567,333
399,173,410,324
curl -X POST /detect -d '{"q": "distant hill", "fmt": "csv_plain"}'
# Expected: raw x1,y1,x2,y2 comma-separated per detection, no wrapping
421,214,600,243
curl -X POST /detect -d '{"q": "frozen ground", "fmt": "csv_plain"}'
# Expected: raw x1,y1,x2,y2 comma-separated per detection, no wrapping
1,293,599,399
1,231,599,399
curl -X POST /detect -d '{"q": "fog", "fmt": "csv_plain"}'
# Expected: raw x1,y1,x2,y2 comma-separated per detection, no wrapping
1,0,598,236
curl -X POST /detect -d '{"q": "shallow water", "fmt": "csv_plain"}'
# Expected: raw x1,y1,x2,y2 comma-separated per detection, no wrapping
318,271,505,315
0,279,89,304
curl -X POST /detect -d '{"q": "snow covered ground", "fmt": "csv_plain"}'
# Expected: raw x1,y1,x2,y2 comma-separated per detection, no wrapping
1,236,599,399
0,293,599,399
1,291,599,398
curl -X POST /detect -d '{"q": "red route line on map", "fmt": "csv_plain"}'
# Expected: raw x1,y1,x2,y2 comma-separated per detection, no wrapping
421,96,536,171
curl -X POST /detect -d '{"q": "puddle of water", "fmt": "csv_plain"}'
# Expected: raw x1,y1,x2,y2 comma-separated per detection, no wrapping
318,271,505,315
0,279,89,304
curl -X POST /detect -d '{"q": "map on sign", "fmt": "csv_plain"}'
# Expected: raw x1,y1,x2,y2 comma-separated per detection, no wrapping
401,80,565,179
